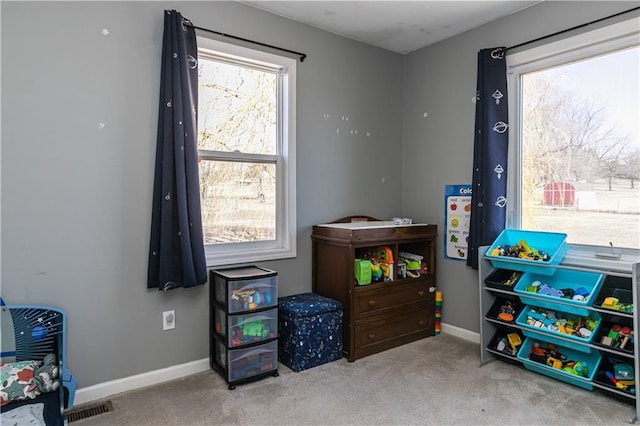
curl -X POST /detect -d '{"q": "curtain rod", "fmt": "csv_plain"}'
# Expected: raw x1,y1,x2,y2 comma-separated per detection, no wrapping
187,24,307,62
505,6,640,52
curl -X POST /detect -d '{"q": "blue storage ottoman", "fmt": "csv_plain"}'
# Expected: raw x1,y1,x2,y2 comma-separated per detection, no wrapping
278,292,343,372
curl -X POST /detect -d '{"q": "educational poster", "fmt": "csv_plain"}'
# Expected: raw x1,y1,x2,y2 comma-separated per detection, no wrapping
444,185,472,260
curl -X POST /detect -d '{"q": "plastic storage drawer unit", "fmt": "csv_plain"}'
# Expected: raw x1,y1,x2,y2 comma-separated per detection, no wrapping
278,293,343,372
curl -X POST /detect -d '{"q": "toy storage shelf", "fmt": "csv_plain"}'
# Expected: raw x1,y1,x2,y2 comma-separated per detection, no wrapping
312,216,437,362
209,266,279,390
478,243,640,423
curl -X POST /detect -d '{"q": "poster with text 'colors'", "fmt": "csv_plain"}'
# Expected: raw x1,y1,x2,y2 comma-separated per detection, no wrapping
444,185,471,260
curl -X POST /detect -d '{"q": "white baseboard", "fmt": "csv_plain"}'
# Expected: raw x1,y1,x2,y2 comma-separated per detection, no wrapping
441,322,480,344
74,358,210,406
75,324,479,405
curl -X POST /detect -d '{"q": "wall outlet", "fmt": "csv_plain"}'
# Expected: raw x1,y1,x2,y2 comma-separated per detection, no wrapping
163,310,175,331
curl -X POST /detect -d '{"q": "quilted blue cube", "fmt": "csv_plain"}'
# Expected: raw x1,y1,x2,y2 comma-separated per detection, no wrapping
278,293,343,372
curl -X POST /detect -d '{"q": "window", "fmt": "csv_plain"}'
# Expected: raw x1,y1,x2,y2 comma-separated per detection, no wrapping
507,18,640,249
197,37,296,266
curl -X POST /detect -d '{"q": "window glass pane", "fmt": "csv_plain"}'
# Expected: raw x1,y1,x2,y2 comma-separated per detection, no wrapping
198,58,277,155
520,46,639,249
199,159,276,244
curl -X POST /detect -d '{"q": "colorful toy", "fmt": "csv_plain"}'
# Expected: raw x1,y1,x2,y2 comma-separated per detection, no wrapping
231,288,273,311
507,333,522,352
376,246,394,264
523,307,598,339
374,246,394,281
503,271,522,287
399,251,422,279
601,296,634,313
435,290,442,335
615,363,634,381
601,324,634,349
524,281,591,302
527,342,592,378
606,371,628,390
495,333,522,356
498,300,516,323
370,261,383,281
490,239,550,262
243,320,268,338
354,259,372,285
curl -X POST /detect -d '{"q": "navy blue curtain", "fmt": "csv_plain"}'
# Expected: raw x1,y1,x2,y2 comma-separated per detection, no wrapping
467,48,509,269
148,10,206,291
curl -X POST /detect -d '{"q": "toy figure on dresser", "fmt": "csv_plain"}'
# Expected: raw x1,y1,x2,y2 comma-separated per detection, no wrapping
370,260,384,282
399,251,423,278
375,246,394,281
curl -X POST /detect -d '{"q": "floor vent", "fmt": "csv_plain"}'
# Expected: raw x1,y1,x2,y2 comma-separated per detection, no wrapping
66,400,114,422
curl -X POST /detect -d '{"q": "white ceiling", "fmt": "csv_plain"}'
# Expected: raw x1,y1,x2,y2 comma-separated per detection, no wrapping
242,1,542,54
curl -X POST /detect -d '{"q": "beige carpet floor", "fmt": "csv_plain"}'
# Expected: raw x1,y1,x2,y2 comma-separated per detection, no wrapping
72,334,635,425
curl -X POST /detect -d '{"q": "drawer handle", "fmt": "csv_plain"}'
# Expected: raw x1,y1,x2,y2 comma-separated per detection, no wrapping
418,290,425,297
368,333,375,340
368,300,376,308
418,320,426,327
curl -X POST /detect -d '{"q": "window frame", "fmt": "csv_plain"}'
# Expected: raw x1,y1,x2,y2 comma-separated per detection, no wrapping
505,17,639,247
196,36,297,267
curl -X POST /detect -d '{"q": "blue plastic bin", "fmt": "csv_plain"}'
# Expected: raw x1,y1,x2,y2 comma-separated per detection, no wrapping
516,305,601,353
485,229,567,275
514,269,604,316
517,337,601,390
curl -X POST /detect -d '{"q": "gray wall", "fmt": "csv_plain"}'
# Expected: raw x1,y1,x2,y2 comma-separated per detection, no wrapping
1,1,403,387
402,1,638,333
1,0,636,389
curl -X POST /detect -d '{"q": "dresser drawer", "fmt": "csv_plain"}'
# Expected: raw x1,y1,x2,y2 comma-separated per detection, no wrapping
354,281,434,319
354,309,433,357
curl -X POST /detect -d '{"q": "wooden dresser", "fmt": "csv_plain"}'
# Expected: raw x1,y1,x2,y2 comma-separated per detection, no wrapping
312,216,437,361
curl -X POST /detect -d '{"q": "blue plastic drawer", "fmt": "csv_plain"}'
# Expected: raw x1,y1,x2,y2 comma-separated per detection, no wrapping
485,229,567,275
514,269,604,316
517,337,601,390
516,306,601,353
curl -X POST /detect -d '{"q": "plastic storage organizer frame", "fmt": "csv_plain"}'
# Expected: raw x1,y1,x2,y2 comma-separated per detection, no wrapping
479,237,640,423
210,266,280,390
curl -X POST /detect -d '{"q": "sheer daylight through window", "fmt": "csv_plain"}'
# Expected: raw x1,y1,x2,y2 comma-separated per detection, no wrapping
196,38,296,266
198,58,277,244
511,29,639,249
